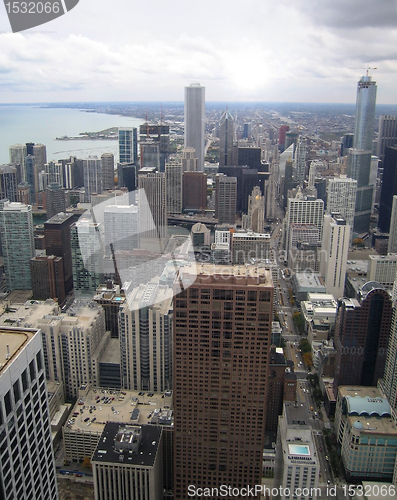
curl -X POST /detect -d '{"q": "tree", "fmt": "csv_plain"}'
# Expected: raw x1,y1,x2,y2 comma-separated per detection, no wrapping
302,351,313,368
82,457,92,469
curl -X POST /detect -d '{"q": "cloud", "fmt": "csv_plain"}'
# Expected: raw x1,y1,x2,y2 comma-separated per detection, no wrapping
0,0,397,103
297,0,397,29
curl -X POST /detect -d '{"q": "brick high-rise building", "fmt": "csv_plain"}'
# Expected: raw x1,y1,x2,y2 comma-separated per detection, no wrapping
30,255,66,305
182,171,207,212
44,212,74,295
173,263,273,499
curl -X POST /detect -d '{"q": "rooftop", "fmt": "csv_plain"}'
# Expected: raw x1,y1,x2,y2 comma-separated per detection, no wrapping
92,423,161,467
65,387,173,435
0,327,37,373
45,212,74,225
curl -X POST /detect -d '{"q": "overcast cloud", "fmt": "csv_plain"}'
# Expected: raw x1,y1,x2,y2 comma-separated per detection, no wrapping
0,0,397,103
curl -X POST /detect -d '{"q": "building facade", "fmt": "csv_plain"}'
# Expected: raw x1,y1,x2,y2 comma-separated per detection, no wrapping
0,327,58,499
215,174,237,224
173,263,273,499
334,283,392,389
184,83,205,171
119,279,173,392
0,201,34,291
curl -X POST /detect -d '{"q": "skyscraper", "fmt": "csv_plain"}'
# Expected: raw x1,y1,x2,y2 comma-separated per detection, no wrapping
71,218,104,293
0,201,34,291
320,213,350,300
381,287,397,411
101,152,115,191
165,158,182,215
104,204,139,255
215,173,237,224
173,263,273,499
347,74,377,233
83,156,102,202
0,164,18,202
285,190,324,255
378,146,397,233
182,171,207,212
377,115,397,162
138,170,167,245
184,83,205,171
9,143,27,180
119,279,173,392
219,109,234,167
140,123,170,171
118,127,137,164
387,195,397,253
0,326,58,499
334,283,392,389
44,212,74,295
32,144,47,195
326,175,357,230
45,182,66,220
181,147,198,172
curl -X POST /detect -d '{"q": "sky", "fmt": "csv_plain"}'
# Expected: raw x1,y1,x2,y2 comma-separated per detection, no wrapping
0,0,397,104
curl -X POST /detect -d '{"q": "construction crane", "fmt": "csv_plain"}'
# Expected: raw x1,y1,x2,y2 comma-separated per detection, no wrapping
349,66,377,76
110,242,121,286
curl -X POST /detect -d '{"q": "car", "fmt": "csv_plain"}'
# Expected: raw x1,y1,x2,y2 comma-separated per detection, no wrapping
84,417,89,422
319,447,323,452
325,456,329,461
327,480,331,485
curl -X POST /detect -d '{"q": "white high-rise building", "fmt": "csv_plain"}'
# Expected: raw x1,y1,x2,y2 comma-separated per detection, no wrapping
326,175,357,230
184,83,205,171
320,213,350,300
274,402,320,500
0,326,58,499
119,279,173,392
104,204,139,255
83,156,102,202
181,147,198,172
165,158,182,215
37,301,107,399
285,189,324,254
9,143,27,179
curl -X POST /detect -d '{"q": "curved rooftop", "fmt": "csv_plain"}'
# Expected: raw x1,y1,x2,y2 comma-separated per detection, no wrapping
342,395,391,417
358,281,387,299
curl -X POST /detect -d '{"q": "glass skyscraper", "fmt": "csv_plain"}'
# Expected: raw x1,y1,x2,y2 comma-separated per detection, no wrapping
118,127,137,164
347,74,377,234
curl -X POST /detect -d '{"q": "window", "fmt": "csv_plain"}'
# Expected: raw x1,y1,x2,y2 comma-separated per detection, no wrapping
13,381,20,404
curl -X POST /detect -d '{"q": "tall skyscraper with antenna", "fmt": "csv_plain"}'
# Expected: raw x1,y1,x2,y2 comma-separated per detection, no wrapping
184,83,205,171
347,73,377,234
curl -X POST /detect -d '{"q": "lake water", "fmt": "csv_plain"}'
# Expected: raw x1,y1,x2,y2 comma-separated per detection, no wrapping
0,105,144,164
